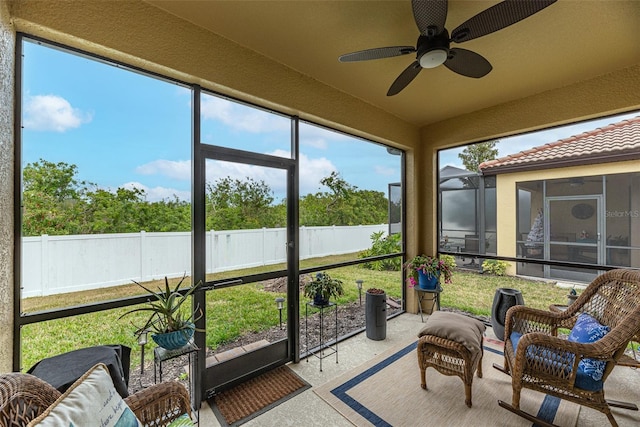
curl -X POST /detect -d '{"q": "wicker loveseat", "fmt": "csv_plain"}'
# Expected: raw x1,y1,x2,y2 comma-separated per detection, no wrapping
0,371,191,427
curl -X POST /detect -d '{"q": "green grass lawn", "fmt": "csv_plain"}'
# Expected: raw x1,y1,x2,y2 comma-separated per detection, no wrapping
20,261,569,372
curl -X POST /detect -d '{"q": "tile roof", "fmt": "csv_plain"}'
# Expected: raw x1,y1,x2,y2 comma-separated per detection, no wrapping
480,115,640,174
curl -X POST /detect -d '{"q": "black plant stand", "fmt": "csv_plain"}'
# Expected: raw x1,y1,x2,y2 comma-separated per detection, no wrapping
305,301,338,371
414,286,442,322
154,339,200,423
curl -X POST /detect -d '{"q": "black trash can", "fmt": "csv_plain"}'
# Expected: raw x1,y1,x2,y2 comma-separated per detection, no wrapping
366,289,387,340
491,288,524,341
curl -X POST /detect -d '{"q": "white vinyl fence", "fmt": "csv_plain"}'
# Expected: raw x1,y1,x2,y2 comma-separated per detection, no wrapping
22,225,387,297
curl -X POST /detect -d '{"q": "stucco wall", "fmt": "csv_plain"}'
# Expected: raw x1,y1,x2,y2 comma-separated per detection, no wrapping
421,65,640,150
0,0,15,373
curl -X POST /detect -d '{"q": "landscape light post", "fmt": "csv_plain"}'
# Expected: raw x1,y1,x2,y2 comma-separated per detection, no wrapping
275,297,285,329
356,279,364,305
138,330,148,376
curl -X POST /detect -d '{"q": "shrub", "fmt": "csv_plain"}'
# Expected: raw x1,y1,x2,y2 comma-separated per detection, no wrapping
359,231,401,271
482,259,508,276
439,254,457,273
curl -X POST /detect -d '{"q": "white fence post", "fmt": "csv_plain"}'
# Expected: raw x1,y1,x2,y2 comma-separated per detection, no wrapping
139,230,146,283
214,230,218,273
41,234,49,297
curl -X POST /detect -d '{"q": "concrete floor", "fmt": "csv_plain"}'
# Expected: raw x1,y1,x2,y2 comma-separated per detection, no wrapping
197,313,640,426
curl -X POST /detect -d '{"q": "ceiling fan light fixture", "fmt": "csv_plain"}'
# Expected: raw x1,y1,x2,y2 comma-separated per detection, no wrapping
419,49,448,68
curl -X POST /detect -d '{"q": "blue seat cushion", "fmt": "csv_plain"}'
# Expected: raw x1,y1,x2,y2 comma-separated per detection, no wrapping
510,313,608,392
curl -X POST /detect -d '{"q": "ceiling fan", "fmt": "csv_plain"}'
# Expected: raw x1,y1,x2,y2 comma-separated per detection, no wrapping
339,0,557,96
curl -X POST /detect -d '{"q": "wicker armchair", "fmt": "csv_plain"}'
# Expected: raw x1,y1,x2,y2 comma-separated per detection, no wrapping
0,372,191,427
496,269,640,427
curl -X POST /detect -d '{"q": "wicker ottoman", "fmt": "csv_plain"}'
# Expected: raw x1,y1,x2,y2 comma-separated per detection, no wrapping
417,311,486,407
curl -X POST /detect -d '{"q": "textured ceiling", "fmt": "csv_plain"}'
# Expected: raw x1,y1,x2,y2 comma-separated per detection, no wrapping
145,1,640,127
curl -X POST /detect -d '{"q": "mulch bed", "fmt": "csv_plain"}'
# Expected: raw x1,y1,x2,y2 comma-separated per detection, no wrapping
127,296,400,394
126,274,491,395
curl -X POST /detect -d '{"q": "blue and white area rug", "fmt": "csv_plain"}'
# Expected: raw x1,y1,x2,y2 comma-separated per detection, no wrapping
314,337,580,426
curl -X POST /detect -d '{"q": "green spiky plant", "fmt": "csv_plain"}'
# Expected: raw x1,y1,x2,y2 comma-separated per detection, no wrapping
119,274,203,339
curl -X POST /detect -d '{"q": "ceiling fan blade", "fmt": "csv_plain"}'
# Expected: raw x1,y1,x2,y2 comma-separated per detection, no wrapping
387,61,422,96
412,0,448,37
339,46,415,62
450,0,557,43
444,48,492,78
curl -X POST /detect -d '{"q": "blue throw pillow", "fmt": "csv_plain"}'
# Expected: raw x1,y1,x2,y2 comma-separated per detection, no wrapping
568,313,610,388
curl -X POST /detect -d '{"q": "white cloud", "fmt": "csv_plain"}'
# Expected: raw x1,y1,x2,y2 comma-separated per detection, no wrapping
301,137,328,149
136,159,191,180
201,96,289,133
299,154,336,195
23,94,92,132
206,152,335,198
132,150,337,201
374,165,396,176
299,122,351,150
122,182,190,202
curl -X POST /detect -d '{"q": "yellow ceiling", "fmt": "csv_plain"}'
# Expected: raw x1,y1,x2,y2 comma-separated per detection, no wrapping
145,0,640,128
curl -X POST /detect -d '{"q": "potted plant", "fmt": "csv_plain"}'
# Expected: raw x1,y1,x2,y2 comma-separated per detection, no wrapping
303,272,344,306
404,254,454,290
119,274,203,350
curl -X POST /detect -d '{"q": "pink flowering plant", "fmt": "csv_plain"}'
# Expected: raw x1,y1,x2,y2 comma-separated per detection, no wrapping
404,254,455,288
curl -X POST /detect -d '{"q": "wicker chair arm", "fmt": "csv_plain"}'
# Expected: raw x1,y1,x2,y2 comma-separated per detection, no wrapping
0,373,62,427
504,305,566,339
124,381,191,427
518,332,613,361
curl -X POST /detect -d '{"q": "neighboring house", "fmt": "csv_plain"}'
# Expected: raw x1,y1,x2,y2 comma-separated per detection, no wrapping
480,116,640,283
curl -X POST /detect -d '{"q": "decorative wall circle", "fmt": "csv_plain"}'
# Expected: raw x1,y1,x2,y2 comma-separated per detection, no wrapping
571,203,594,219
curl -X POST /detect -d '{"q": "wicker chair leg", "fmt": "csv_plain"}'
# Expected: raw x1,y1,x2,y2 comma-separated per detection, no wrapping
420,367,427,390
476,355,483,378
511,387,521,409
464,382,472,408
605,411,620,427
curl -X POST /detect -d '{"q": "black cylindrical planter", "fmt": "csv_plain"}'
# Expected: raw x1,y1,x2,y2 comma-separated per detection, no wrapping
365,290,387,340
491,288,524,341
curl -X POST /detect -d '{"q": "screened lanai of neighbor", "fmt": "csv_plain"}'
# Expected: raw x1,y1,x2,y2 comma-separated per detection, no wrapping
1,0,640,419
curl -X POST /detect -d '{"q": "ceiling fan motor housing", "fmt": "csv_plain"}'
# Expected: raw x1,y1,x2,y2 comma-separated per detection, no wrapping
416,31,450,68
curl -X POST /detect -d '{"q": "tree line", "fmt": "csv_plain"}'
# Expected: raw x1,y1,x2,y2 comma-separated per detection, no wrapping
22,160,390,236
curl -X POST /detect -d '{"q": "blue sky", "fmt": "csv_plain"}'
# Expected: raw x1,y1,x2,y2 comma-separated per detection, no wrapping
21,39,401,202
21,39,638,203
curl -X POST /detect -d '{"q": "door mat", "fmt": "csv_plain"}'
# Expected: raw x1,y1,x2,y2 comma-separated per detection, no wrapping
208,365,310,426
